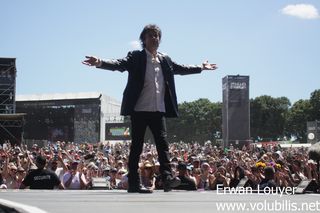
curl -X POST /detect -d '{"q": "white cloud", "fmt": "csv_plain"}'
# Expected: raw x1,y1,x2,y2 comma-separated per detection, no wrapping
129,40,141,49
281,4,320,19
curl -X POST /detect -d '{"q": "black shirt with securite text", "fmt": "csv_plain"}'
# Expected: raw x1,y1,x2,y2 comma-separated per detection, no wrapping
22,169,61,189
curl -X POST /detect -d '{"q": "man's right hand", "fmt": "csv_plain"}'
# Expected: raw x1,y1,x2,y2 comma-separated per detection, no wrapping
82,56,101,66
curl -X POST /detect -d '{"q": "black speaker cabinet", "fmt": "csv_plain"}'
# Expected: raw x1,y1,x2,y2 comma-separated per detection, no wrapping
222,75,250,148
295,179,318,194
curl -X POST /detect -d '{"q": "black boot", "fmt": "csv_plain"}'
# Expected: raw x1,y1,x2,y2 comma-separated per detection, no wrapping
127,185,153,193
127,173,153,193
163,176,181,192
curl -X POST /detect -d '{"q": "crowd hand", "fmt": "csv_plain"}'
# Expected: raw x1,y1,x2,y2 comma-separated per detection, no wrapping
21,144,27,152
0,149,5,156
108,155,115,164
82,56,100,66
57,151,63,162
5,142,11,150
87,171,92,179
218,174,226,180
209,174,215,182
40,148,45,156
202,60,217,70
226,162,232,169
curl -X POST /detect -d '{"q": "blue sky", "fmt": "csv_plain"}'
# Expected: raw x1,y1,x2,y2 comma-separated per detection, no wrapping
2,0,319,105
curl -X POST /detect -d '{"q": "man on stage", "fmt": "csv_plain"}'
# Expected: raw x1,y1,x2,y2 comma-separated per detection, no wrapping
83,24,217,193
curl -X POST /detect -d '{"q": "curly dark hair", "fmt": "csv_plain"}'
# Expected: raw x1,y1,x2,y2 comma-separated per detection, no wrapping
139,24,162,48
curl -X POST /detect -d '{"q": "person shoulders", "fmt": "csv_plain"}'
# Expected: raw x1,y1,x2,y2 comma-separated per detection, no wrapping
131,50,143,54
40,169,60,182
40,169,60,181
121,50,144,64
35,169,55,175
23,169,60,188
24,169,40,178
41,169,57,176
127,50,144,57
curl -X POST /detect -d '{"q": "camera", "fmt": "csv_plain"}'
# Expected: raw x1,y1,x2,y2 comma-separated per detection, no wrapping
53,154,58,161
53,144,58,161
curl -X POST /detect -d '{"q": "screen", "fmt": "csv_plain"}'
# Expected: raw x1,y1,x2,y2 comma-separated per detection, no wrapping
105,123,131,140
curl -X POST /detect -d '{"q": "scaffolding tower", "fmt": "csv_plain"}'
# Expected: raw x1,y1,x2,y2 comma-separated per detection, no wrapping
0,58,24,144
0,58,16,113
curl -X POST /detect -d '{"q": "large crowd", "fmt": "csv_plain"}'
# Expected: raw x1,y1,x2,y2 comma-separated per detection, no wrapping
0,140,318,192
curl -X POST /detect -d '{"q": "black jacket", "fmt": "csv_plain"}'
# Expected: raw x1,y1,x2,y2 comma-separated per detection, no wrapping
98,49,202,117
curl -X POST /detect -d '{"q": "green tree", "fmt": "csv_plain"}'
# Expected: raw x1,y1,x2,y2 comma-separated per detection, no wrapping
309,89,320,121
286,99,312,142
166,99,222,144
250,96,290,140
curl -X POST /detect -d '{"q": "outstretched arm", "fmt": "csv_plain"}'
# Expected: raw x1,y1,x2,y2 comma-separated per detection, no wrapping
82,52,135,72
164,55,217,75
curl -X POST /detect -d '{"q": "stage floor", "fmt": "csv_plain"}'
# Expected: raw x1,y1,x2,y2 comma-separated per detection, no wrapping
1,190,320,213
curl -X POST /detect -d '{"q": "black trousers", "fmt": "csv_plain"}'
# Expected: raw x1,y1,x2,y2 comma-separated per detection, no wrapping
128,112,172,187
